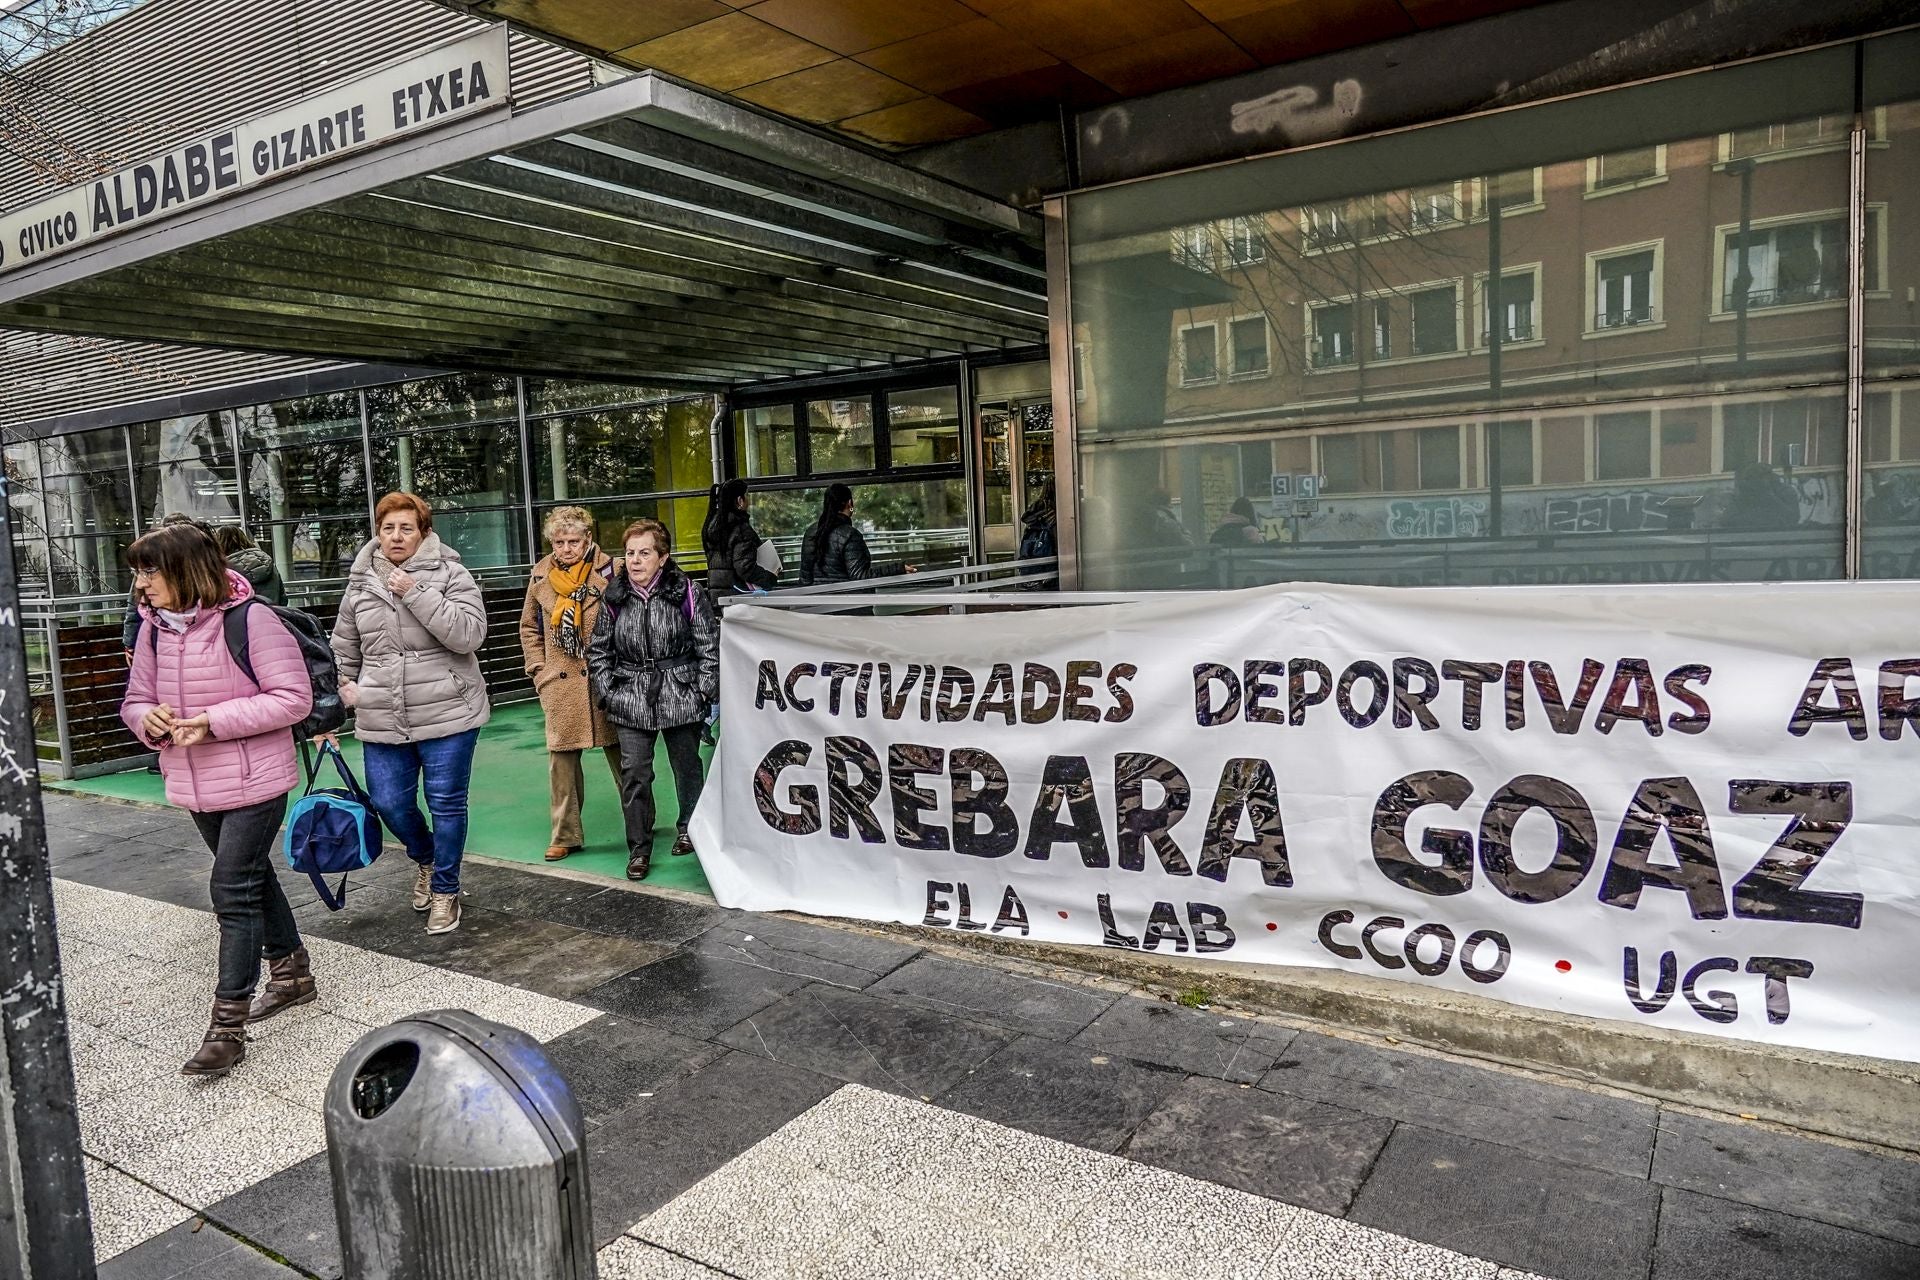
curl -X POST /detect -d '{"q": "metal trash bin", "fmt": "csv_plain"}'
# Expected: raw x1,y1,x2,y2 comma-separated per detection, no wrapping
324,1009,594,1279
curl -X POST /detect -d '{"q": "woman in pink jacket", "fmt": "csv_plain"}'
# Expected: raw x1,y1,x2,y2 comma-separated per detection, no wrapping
119,524,314,1077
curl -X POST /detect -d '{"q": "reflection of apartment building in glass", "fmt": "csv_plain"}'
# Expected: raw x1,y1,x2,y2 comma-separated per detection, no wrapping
1071,50,1920,589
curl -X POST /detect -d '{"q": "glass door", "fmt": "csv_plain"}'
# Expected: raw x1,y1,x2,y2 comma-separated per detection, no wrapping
980,402,1017,557
977,397,1055,560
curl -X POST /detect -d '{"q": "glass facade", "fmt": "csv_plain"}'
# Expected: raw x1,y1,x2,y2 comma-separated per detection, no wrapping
1064,35,1914,590
369,375,527,570
8,376,709,602
731,375,974,574
8,363,999,602
1860,33,1920,579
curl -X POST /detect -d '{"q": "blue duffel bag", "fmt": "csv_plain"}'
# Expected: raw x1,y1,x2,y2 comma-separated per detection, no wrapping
283,740,383,911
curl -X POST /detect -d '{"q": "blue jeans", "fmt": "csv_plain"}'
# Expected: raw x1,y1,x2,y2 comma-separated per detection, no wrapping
361,729,479,895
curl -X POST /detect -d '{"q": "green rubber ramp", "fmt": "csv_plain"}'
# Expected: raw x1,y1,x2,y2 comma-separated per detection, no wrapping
47,701,712,896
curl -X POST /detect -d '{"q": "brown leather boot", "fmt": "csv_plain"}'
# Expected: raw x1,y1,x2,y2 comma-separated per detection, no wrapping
248,946,315,1023
181,997,252,1077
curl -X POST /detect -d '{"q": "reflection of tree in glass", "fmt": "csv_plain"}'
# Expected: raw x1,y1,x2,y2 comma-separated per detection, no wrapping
238,394,362,519
522,380,674,416
539,405,662,499
403,425,519,507
368,373,518,432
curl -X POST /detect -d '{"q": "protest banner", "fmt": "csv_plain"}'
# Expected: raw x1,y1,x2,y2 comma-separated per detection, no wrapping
688,582,1920,1062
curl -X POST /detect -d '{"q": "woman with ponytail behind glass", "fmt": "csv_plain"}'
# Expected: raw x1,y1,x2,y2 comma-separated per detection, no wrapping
799,482,872,587
699,478,778,596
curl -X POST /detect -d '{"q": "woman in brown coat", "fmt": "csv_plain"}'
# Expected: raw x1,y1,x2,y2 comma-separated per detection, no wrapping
519,506,622,861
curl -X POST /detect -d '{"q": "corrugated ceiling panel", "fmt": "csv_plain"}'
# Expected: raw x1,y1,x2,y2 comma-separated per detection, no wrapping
0,330,350,430
0,0,592,431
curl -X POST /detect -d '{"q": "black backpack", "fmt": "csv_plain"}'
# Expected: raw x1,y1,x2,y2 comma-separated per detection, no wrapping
148,600,346,740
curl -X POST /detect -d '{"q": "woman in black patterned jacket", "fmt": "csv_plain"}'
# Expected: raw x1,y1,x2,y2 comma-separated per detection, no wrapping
588,518,720,881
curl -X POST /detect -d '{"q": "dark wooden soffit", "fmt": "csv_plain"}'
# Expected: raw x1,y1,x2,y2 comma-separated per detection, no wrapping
438,0,1551,148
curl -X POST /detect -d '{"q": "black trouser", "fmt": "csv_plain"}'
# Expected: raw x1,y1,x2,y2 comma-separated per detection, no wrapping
612,722,706,859
190,792,301,1001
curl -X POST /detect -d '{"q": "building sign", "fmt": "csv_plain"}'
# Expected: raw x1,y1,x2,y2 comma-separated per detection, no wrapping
0,27,508,276
692,581,1920,1063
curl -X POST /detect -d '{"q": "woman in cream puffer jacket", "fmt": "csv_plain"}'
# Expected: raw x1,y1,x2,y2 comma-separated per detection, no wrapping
330,492,489,935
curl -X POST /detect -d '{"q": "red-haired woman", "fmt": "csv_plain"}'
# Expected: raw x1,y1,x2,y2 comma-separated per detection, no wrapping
330,492,490,934
119,523,315,1076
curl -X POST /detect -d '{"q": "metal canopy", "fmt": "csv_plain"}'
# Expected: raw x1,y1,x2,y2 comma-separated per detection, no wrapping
0,72,1048,388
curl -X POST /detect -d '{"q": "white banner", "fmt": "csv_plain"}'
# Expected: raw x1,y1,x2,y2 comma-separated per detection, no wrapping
690,582,1920,1063
0,28,508,276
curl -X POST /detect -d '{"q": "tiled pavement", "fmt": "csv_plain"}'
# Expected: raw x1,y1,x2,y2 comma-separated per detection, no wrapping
43,789,1920,1280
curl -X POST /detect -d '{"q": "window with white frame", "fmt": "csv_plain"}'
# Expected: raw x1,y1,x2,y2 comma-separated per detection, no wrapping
1475,169,1543,217
1588,146,1665,192
1171,224,1213,272
1724,114,1849,161
1491,420,1536,486
1320,433,1365,493
1311,302,1355,367
1301,202,1352,250
1417,426,1462,489
1229,316,1270,377
1222,216,1266,266
1408,182,1460,229
1409,285,1459,356
1722,397,1845,469
1595,411,1654,480
1590,244,1661,331
1359,194,1393,239
1716,211,1882,312
1179,323,1219,384
1372,299,1392,359
1480,269,1538,343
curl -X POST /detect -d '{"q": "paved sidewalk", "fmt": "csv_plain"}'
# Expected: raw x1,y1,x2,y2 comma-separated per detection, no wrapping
44,789,1920,1280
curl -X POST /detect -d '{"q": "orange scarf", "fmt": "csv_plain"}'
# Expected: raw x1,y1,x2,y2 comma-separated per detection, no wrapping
546,552,599,658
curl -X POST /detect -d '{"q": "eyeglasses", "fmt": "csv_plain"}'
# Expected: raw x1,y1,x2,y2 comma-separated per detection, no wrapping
132,566,160,581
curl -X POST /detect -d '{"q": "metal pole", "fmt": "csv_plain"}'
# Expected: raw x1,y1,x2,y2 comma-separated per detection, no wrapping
1844,55,1867,581
359,389,377,530
228,411,249,535
44,609,73,781
957,358,982,565
709,393,728,488
1043,197,1080,589
1486,183,1505,539
0,472,96,1275
516,377,538,557
28,440,55,604
122,423,139,536
1730,158,1756,372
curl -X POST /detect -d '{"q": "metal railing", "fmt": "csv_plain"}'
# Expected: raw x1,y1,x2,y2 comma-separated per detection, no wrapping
722,556,1058,614
25,553,1053,774
22,567,544,779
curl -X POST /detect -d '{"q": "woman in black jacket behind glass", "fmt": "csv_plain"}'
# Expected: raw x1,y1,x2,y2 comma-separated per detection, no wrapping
700,478,778,595
799,482,872,586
